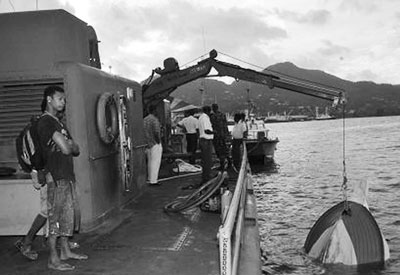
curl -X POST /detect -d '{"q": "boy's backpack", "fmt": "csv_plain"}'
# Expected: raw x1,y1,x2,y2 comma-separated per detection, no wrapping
15,115,46,173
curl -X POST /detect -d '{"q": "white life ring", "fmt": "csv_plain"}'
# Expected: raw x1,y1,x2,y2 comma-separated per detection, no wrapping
96,92,118,144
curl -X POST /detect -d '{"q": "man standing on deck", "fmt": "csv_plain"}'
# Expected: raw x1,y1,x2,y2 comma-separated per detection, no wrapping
210,103,229,170
38,85,87,271
144,105,163,186
198,106,214,185
177,108,199,164
15,108,79,261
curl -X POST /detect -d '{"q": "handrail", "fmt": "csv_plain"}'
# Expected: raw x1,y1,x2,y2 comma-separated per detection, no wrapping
218,143,250,275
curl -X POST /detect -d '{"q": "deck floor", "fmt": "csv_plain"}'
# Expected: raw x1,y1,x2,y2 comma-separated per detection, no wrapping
0,174,224,275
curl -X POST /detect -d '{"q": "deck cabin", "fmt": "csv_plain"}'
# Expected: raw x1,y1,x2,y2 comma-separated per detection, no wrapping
0,9,147,234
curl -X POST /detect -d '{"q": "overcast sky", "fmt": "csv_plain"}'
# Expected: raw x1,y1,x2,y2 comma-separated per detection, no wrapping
1,0,399,85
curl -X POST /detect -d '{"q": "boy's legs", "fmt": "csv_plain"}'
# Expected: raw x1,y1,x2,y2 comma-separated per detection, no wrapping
23,214,47,247
47,179,76,270
48,234,74,271
15,185,48,260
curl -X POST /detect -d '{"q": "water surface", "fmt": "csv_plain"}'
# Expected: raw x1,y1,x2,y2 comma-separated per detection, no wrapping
253,116,400,275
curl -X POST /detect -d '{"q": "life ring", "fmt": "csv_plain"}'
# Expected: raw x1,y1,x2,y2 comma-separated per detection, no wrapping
96,92,118,144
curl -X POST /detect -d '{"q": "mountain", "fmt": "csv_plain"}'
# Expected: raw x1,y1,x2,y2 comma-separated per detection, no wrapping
170,62,400,118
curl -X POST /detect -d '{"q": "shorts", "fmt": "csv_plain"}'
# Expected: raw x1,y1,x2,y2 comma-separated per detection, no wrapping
47,175,76,237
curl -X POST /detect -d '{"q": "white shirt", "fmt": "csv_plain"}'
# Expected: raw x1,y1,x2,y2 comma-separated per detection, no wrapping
232,121,247,139
178,115,199,134
198,113,213,139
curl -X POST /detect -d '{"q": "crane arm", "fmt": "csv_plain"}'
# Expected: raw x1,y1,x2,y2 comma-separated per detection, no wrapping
142,49,345,109
271,76,344,104
142,51,216,108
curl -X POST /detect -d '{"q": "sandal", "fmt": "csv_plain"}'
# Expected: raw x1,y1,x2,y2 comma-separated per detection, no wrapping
48,262,75,271
15,239,38,261
60,253,88,260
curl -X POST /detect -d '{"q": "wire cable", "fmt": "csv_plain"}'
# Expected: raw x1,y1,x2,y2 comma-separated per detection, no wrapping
218,50,345,96
180,52,210,68
218,51,265,70
341,100,349,212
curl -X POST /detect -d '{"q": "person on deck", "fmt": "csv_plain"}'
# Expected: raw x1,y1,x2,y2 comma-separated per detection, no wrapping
231,113,248,171
144,105,163,186
15,108,79,262
37,85,87,271
210,103,229,170
198,105,214,184
177,109,199,164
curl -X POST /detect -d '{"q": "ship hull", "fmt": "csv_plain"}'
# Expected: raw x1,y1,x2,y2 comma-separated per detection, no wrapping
246,139,279,163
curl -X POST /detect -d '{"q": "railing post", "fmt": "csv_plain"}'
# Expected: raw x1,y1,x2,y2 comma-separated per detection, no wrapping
219,228,232,275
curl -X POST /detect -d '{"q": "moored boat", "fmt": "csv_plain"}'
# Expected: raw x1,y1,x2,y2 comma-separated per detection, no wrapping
245,117,279,163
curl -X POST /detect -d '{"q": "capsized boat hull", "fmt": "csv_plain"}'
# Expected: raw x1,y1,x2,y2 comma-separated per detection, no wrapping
304,201,390,266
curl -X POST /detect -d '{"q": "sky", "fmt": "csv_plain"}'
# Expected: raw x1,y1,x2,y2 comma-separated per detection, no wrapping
1,0,399,85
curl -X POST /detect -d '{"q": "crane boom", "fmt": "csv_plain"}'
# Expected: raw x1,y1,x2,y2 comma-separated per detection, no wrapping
142,49,345,109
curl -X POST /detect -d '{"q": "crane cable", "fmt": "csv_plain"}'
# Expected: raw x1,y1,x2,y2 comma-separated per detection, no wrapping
341,98,349,213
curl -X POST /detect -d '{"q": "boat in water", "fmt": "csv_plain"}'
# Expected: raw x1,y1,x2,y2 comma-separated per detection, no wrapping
236,89,279,164
227,115,279,165
245,116,279,163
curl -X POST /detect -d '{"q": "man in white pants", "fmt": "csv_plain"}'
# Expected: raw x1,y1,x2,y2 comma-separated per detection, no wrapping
144,105,162,185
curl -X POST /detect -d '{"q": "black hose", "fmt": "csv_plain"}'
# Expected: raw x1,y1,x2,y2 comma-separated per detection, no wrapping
164,171,227,213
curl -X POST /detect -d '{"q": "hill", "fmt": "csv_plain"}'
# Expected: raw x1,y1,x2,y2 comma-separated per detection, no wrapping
170,62,400,118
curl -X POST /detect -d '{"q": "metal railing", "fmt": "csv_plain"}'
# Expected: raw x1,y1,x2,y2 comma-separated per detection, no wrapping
218,144,250,275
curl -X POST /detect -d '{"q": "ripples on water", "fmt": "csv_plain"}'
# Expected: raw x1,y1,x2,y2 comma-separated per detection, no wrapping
253,116,400,275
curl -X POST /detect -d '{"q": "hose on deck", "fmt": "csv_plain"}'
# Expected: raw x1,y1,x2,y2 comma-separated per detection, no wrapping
164,171,228,213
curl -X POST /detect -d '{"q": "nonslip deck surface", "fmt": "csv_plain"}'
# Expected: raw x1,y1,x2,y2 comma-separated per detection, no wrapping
0,174,222,275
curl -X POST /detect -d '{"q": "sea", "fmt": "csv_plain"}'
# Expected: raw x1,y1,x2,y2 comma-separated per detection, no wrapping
252,116,400,275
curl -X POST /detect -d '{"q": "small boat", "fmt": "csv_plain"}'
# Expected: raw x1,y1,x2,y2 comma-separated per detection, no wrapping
228,115,279,164
245,116,279,163
227,88,279,165
305,181,390,266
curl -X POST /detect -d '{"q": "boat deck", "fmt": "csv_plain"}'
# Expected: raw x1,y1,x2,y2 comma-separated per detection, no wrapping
0,174,223,275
